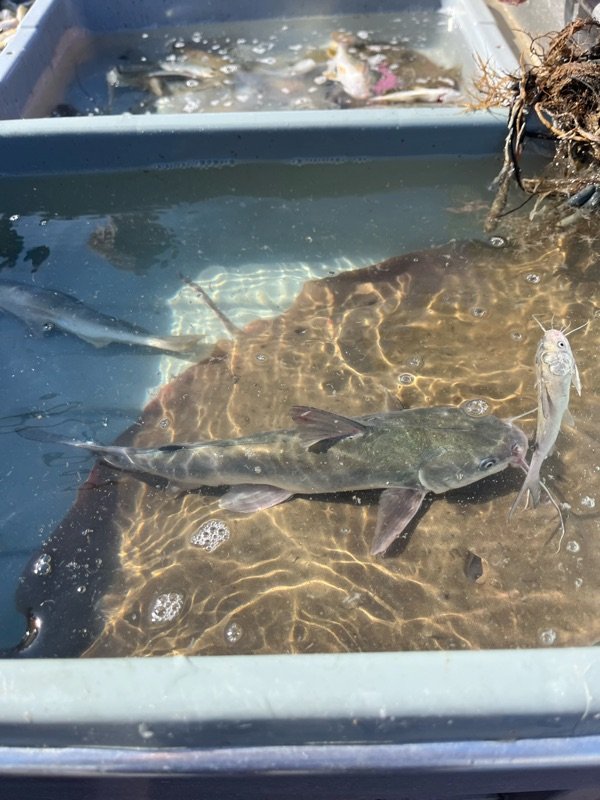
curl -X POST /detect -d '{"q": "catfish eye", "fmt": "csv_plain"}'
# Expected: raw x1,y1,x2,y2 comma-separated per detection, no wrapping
558,340,566,348
479,456,498,470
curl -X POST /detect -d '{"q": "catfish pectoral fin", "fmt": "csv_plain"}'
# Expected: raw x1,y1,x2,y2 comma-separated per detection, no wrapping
219,484,293,513
370,488,427,556
291,405,369,449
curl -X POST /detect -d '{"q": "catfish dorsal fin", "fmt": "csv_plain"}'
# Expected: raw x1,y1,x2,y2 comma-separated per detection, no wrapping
290,405,369,449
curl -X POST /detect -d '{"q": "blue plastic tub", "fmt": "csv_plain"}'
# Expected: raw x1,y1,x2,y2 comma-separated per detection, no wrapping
0,4,598,798
0,116,598,799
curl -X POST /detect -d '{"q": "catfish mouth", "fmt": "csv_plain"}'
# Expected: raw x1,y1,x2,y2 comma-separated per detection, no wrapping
509,439,529,472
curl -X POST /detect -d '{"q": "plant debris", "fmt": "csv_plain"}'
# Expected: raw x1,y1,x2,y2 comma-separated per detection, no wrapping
473,20,600,230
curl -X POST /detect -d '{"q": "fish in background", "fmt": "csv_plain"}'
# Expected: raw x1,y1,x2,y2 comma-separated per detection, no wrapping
324,32,373,100
510,319,584,515
0,280,207,356
20,404,529,556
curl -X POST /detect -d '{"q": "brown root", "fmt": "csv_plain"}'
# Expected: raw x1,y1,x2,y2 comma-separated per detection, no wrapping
472,20,600,229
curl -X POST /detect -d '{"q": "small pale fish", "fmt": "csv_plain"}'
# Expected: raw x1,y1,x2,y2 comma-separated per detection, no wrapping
0,281,207,357
324,33,372,100
21,405,528,557
510,320,583,515
368,87,461,104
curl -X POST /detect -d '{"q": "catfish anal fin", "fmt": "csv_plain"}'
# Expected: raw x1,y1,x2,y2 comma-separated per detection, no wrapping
370,488,426,556
219,484,293,513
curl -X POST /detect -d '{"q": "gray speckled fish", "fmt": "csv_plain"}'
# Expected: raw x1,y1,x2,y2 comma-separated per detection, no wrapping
21,404,528,556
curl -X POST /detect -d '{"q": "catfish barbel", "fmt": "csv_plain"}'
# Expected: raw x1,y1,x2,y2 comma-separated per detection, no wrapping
21,405,528,555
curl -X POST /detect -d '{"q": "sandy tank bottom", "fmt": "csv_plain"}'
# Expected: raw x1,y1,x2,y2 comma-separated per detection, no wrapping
74,222,600,657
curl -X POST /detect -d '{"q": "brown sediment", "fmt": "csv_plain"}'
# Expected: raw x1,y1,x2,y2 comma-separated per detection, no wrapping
16,235,597,658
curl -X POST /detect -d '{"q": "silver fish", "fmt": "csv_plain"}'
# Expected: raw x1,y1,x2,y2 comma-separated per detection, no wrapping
510,322,582,514
21,405,528,556
0,281,205,356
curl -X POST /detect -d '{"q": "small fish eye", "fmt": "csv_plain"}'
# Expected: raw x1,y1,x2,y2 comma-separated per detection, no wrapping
558,340,566,347
479,456,498,470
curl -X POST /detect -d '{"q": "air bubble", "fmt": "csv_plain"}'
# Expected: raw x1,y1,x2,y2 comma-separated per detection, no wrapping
159,418,169,430
539,628,557,646
191,519,231,552
470,307,486,318
406,355,423,369
581,495,596,508
489,236,505,248
150,592,184,625
42,322,54,332
525,273,541,284
225,621,243,643
138,722,154,739
566,540,580,553
32,553,52,576
76,585,87,594
575,577,583,589
463,399,489,416
9,214,19,222
398,373,414,385
510,331,523,341
256,353,268,362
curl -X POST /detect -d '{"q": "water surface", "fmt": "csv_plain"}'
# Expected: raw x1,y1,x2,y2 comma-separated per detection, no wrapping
1,156,599,656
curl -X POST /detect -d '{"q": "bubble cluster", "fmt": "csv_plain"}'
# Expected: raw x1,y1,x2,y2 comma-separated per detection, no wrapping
224,621,243,643
462,399,489,417
581,495,596,509
405,355,423,369
539,628,557,646
566,540,580,554
470,307,487,318
159,417,169,430
191,519,231,552
150,592,184,625
525,273,541,284
255,353,268,362
32,554,52,576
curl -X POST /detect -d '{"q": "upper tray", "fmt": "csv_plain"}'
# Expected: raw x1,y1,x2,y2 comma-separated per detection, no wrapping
0,0,518,120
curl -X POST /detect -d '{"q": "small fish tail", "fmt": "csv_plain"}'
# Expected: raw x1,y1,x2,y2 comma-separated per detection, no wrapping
150,334,212,358
509,463,541,518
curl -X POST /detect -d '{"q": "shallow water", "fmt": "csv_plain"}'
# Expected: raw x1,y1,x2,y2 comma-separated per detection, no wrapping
56,12,464,117
1,156,600,656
